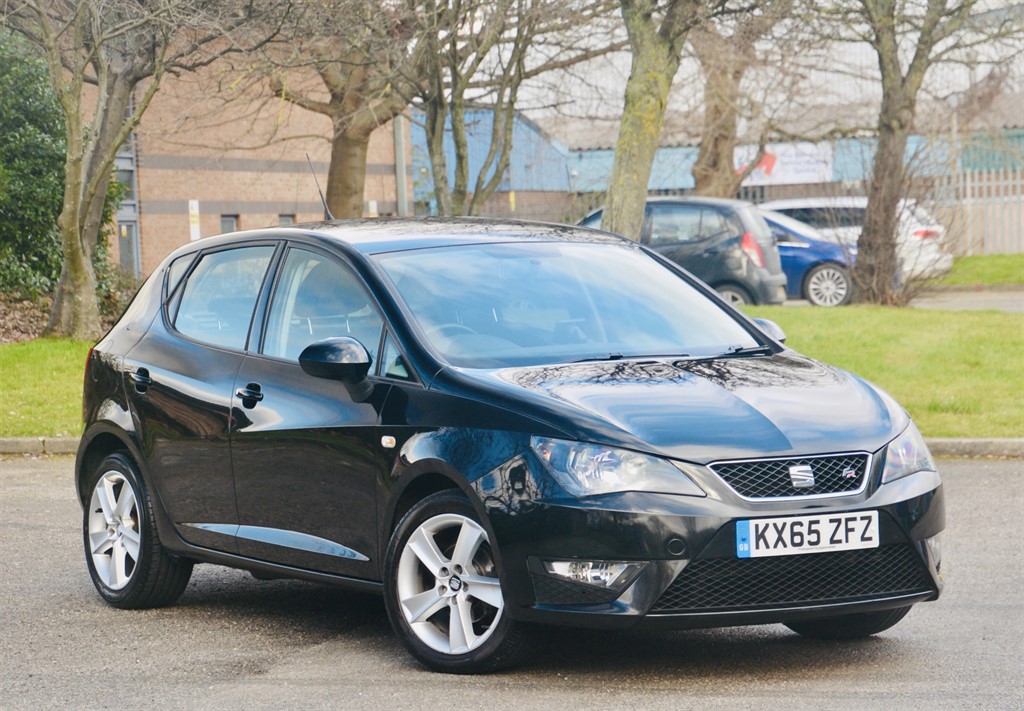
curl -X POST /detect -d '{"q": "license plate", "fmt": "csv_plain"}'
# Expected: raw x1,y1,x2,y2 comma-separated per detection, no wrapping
736,511,879,558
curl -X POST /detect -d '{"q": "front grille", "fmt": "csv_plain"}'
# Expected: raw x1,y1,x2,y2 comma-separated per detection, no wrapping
710,454,869,499
651,544,934,613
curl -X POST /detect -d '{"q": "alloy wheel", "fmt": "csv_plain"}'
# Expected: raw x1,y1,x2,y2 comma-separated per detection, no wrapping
87,470,141,590
806,265,851,307
395,513,504,655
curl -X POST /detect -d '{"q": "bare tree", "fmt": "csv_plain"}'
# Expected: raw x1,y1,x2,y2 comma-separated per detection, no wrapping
2,0,290,338
268,1,423,218
410,0,623,216
689,0,793,196
838,0,1020,304
602,0,721,240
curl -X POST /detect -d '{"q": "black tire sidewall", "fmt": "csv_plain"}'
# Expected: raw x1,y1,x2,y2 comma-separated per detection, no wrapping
382,490,521,673
82,452,157,606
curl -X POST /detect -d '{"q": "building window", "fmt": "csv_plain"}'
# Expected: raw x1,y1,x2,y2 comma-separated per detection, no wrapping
115,169,136,201
278,214,295,225
220,214,238,234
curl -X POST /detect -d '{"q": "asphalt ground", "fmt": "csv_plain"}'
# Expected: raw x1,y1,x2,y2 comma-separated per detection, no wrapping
1,455,1021,710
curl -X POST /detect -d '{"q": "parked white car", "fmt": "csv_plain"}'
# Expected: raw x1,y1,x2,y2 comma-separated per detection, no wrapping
759,196,953,279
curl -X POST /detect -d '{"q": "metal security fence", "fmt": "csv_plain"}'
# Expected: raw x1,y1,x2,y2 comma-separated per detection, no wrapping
933,168,1024,255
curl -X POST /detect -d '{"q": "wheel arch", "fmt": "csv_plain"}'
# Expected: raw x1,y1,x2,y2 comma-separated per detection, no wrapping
711,281,754,305
76,428,141,506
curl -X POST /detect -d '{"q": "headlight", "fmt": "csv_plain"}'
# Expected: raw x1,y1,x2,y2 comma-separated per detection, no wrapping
530,436,706,497
881,422,936,484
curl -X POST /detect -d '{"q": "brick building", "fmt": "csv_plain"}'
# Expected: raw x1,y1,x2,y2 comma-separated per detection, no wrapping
112,71,412,278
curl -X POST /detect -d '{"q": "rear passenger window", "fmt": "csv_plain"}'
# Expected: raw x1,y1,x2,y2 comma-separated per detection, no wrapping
263,249,384,362
172,246,274,350
648,205,730,245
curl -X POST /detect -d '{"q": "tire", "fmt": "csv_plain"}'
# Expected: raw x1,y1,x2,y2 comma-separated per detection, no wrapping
383,490,533,673
784,605,912,640
803,263,852,307
83,452,193,609
716,284,752,306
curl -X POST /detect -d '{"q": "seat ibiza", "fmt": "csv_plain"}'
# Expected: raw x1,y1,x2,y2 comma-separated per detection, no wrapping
77,219,944,673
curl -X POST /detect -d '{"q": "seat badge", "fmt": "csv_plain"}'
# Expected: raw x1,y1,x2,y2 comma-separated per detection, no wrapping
789,464,815,489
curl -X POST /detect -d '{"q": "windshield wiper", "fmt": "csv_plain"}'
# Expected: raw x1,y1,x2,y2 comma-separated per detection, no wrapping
566,352,691,364
684,344,774,363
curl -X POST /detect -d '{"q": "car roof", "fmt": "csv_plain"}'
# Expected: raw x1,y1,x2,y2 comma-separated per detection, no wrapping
759,196,869,209
645,196,756,209
171,217,632,258
759,209,825,239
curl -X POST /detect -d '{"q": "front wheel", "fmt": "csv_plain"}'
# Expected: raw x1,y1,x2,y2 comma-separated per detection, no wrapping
784,605,912,639
83,452,192,608
383,490,532,673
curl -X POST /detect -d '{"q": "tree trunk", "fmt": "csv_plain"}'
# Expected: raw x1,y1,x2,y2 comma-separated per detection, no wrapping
43,204,101,339
855,95,912,304
326,128,371,218
422,97,453,216
692,64,745,197
604,4,685,241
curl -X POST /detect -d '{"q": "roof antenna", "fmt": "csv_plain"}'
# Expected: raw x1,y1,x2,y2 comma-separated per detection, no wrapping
306,153,335,221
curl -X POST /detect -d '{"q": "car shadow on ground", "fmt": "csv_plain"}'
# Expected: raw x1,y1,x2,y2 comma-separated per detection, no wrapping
169,564,908,680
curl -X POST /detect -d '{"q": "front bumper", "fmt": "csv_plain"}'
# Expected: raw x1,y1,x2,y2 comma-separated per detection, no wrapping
474,458,944,631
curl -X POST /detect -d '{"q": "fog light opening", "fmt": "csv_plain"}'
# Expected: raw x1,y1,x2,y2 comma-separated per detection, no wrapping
542,560,646,591
925,533,942,573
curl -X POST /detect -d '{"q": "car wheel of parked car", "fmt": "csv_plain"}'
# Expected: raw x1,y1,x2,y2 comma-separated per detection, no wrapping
784,605,912,639
84,452,193,608
715,285,752,306
804,264,852,307
383,490,532,673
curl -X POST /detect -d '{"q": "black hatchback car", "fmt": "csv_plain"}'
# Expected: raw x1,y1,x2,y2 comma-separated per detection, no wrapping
579,197,788,305
78,219,943,673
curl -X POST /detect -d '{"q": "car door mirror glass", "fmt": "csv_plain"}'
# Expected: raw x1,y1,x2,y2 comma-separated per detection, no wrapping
298,337,374,401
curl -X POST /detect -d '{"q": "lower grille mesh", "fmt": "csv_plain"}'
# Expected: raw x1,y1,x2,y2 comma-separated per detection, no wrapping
651,544,934,613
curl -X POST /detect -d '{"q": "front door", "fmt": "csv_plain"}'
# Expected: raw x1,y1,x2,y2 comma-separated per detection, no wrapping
230,247,389,579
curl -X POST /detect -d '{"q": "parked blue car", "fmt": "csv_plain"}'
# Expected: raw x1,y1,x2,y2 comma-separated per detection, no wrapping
761,210,856,307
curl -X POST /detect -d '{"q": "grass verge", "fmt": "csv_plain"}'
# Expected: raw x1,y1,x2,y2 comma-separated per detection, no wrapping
746,305,1024,438
936,254,1024,287
1,338,92,438
1,307,1022,439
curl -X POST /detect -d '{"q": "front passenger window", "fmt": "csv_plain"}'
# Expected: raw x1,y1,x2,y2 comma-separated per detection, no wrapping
263,249,384,362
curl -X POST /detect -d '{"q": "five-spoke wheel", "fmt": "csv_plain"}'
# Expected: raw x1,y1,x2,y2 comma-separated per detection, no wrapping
83,453,192,608
384,490,532,673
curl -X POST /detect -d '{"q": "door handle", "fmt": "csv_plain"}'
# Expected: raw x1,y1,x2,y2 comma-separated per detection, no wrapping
129,368,152,393
235,383,264,407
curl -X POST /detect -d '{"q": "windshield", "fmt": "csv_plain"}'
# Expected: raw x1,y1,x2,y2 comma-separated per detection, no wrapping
373,242,759,368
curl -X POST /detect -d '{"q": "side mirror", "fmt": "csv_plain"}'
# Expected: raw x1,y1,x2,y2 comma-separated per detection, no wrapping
752,318,787,344
299,337,374,402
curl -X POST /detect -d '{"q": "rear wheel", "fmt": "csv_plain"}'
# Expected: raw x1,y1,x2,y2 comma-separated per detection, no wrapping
803,263,852,307
84,452,192,608
784,605,912,639
715,284,752,306
383,490,532,673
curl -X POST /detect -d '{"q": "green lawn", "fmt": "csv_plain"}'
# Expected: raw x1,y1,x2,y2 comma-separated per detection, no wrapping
2,308,1023,439
1,338,92,438
746,305,1024,438
937,254,1024,287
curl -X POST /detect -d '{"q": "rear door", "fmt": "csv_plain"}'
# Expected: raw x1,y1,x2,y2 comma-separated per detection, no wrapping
644,203,738,284
124,243,278,551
